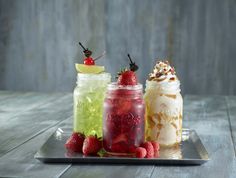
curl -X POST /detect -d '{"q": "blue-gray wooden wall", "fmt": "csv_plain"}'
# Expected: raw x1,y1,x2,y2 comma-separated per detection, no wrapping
0,0,235,95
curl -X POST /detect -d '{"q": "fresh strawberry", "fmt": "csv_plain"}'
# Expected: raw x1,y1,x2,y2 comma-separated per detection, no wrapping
117,70,138,85
65,132,85,152
111,134,129,153
135,147,147,158
82,135,102,155
141,142,154,158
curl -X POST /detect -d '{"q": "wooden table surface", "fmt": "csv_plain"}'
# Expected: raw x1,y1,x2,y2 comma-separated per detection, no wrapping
0,91,235,178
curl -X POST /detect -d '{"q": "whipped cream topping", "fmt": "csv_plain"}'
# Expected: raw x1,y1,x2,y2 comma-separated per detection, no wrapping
148,61,178,82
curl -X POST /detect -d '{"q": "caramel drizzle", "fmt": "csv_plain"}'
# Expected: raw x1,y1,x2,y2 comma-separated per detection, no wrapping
171,123,177,129
157,123,163,129
147,115,156,129
164,94,176,99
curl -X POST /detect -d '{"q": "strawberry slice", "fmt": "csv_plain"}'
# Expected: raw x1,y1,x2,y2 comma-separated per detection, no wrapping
113,133,127,144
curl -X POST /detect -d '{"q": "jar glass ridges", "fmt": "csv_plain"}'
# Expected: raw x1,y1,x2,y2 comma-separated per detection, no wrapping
103,83,145,155
73,73,111,137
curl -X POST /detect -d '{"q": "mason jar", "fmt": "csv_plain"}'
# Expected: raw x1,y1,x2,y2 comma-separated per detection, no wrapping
144,80,183,146
103,83,145,155
73,73,111,137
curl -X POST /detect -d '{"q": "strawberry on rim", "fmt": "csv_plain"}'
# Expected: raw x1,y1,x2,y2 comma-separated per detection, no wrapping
117,54,139,86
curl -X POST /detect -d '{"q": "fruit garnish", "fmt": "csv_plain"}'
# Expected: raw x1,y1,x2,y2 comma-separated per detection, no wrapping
135,147,147,158
151,141,160,157
84,57,95,65
65,132,85,152
151,141,160,152
141,142,154,158
127,54,139,72
78,42,95,65
117,70,138,85
116,54,138,85
75,64,105,74
82,135,102,155
113,133,127,144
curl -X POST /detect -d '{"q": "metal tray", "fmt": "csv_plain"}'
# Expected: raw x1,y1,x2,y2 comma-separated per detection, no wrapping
35,128,209,165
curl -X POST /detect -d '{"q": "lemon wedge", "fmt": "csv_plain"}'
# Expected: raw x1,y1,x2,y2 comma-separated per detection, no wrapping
75,64,105,74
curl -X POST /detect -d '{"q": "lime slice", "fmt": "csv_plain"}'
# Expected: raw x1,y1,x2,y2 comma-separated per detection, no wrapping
75,64,105,74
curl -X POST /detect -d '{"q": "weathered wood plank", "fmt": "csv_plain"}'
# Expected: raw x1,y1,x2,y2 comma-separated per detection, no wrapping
0,0,106,92
172,0,236,95
0,92,65,111
1,0,236,95
0,91,33,105
151,95,235,178
0,121,72,178
0,94,235,177
60,165,154,178
0,90,24,100
0,93,73,156
0,92,71,123
105,0,173,83
0,91,154,178
225,96,236,155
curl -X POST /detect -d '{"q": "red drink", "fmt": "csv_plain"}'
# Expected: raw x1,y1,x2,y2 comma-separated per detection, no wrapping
103,83,145,155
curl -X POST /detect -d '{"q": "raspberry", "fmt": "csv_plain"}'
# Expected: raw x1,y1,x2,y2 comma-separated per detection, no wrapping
135,147,147,158
141,142,154,158
151,141,160,157
151,141,160,153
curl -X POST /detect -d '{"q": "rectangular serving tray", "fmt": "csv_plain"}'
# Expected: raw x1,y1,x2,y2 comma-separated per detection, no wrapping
35,128,209,165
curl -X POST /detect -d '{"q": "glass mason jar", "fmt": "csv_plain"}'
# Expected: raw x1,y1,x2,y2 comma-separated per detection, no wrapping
73,73,111,137
103,83,145,155
144,80,183,146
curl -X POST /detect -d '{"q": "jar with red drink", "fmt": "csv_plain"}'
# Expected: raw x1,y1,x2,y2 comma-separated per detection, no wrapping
103,83,145,155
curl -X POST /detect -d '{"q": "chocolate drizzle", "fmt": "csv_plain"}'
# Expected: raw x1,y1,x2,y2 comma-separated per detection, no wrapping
148,60,177,82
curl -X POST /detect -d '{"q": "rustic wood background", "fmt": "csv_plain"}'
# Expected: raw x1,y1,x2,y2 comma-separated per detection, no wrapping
0,0,235,95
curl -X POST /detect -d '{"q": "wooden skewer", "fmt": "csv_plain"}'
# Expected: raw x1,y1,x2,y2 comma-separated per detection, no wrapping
94,51,106,61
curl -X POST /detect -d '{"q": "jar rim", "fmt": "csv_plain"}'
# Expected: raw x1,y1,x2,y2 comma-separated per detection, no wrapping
107,82,143,91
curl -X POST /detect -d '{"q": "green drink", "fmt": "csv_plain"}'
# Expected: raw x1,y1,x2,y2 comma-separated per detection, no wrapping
73,73,111,137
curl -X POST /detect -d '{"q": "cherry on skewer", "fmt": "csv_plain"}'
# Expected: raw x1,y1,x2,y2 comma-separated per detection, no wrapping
78,42,94,65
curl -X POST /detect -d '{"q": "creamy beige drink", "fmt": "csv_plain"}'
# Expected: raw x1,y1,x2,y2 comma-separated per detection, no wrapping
145,61,183,146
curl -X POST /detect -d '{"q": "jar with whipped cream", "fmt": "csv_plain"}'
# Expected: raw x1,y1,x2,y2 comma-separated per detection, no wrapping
144,61,183,146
